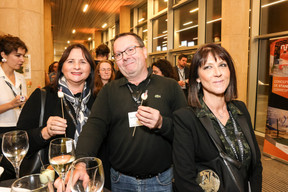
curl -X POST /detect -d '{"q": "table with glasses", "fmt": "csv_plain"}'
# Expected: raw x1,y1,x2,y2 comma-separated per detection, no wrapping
0,135,105,192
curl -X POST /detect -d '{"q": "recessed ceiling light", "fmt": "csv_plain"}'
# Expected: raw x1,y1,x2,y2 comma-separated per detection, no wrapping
83,4,88,12
102,23,107,28
72,29,76,34
67,40,70,44
183,21,193,26
190,8,199,13
88,37,91,41
138,18,144,22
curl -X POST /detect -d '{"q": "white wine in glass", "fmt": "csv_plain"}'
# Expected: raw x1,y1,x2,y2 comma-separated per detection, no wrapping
1,130,29,178
49,138,75,185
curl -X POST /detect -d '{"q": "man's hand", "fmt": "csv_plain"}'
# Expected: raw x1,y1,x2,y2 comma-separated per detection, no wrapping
54,162,89,192
178,80,185,87
136,106,163,129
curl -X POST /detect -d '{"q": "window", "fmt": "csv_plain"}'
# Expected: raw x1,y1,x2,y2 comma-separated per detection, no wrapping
206,0,222,43
153,0,168,15
138,4,147,25
130,10,134,29
137,24,148,47
174,1,198,48
260,0,288,34
152,14,167,52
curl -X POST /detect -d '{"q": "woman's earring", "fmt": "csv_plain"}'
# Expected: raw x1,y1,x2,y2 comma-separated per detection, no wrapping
1,58,7,63
197,82,201,91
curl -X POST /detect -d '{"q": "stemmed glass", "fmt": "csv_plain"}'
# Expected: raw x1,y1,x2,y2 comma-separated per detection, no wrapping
68,157,104,192
1,130,29,178
11,173,54,192
49,137,75,190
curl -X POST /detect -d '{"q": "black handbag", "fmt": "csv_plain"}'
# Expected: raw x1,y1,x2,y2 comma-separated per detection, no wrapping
20,88,47,176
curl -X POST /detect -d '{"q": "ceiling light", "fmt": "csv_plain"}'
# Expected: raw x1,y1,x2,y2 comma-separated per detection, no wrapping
262,0,287,8
153,34,167,40
190,8,199,13
183,21,193,26
83,4,88,12
102,23,107,28
67,40,70,44
206,18,222,24
176,25,198,33
138,18,145,22
165,19,168,22
164,0,168,2
65,47,67,49
88,37,91,41
143,29,148,33
72,29,76,34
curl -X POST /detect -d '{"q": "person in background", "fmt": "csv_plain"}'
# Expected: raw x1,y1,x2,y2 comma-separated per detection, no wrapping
48,61,59,83
45,61,59,85
152,59,177,79
0,34,28,180
95,43,110,66
173,43,262,191
17,43,95,172
0,35,28,134
93,60,115,97
56,32,187,192
174,54,189,98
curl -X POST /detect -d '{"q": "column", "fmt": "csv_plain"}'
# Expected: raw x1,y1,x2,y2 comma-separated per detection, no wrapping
120,6,130,33
44,0,54,73
0,0,45,95
221,0,250,103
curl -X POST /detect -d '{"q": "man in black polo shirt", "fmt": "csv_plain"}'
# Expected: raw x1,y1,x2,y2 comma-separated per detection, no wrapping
75,32,187,191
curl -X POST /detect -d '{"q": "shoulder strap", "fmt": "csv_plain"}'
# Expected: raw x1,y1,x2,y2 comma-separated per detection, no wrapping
190,107,242,168
39,88,47,127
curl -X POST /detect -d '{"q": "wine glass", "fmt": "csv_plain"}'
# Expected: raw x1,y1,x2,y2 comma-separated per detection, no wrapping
49,138,75,189
68,157,104,192
1,130,29,178
11,173,54,192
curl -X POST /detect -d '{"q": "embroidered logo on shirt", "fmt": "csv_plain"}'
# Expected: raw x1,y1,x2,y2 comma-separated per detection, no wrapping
154,94,161,98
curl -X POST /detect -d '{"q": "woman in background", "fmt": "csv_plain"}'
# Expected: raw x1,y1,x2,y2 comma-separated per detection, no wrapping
17,43,95,167
173,43,262,192
93,60,115,96
0,35,28,134
152,59,177,79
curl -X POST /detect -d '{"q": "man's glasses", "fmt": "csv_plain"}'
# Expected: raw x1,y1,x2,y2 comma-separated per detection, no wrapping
113,46,143,61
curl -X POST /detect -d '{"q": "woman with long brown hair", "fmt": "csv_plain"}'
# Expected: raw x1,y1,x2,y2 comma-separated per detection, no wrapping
93,60,115,96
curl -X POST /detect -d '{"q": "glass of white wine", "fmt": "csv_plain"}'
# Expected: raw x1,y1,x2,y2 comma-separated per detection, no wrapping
68,157,104,192
49,137,75,190
1,130,29,178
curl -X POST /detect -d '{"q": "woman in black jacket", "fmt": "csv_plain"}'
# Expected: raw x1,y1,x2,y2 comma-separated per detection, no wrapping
173,43,262,192
17,43,95,168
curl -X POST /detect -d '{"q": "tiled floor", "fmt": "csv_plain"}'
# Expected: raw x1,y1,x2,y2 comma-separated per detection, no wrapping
257,135,288,192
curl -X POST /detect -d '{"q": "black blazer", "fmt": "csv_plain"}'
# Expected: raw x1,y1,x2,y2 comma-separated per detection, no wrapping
173,100,262,192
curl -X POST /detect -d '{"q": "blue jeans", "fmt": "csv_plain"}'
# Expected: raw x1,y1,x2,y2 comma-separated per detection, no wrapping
110,167,173,192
